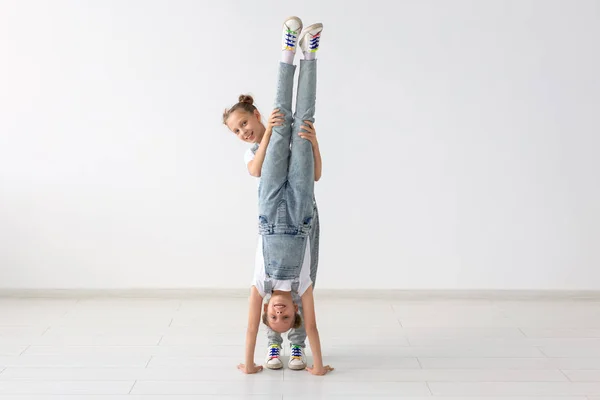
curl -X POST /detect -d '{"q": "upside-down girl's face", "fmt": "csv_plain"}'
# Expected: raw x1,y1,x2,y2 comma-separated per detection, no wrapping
264,292,298,333
226,109,265,144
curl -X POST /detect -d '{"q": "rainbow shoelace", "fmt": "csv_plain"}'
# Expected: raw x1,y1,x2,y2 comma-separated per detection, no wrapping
284,27,299,51
290,344,303,360
307,32,321,53
268,344,281,360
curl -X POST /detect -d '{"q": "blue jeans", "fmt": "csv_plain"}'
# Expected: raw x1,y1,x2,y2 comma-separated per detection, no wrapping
266,202,320,348
259,60,318,348
258,60,317,281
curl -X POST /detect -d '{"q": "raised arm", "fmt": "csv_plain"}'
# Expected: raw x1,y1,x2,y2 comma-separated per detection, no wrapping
247,109,284,177
297,120,322,181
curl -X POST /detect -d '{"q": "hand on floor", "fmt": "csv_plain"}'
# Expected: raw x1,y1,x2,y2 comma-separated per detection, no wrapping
237,363,263,374
306,365,334,375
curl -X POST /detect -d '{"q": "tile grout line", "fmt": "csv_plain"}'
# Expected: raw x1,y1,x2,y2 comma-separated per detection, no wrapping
19,345,31,356
145,356,153,368
391,303,404,328
128,380,137,394
59,298,81,320
518,327,528,337
41,326,51,336
537,346,550,358
425,381,433,395
0,367,5,375
559,368,572,382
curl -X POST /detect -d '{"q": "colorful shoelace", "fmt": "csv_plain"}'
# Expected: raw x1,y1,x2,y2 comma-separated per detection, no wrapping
268,344,281,360
284,28,299,50
307,32,321,52
291,344,303,360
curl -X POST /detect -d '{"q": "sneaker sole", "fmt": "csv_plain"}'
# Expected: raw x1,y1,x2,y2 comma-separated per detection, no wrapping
284,16,303,33
265,362,283,370
288,363,307,370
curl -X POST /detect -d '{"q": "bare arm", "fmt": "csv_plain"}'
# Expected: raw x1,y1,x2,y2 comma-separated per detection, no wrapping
298,120,322,182
250,137,322,181
301,285,334,375
247,130,272,177
238,286,264,374
248,109,284,177
313,142,322,182
251,117,323,182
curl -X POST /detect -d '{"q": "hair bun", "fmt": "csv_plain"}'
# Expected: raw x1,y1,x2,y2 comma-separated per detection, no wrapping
238,94,254,105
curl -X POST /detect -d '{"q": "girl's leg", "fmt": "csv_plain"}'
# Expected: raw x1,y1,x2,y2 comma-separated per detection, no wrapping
257,62,295,228
286,58,317,229
260,20,312,278
286,24,322,229
265,329,284,369
260,24,297,361
258,17,302,225
285,208,318,369
267,329,283,347
286,202,319,347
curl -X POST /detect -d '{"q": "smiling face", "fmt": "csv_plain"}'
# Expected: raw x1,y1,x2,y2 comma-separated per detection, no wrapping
226,109,266,144
263,291,299,333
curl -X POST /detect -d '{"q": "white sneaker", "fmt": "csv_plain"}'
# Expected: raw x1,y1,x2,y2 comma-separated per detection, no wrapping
282,16,303,52
299,23,323,55
265,344,283,370
288,344,307,370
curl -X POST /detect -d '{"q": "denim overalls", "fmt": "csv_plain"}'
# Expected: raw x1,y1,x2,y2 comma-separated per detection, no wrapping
255,60,320,347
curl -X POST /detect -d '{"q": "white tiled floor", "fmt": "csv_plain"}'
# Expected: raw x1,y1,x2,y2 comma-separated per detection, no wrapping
0,296,600,399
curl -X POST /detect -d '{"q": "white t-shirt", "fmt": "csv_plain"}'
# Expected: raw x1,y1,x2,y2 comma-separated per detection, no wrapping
252,235,312,297
246,145,313,298
244,146,258,169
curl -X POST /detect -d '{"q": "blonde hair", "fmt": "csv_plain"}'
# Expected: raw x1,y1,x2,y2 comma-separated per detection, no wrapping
222,94,257,125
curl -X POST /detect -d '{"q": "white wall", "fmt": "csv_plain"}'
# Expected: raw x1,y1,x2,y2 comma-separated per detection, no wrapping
1,0,599,290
